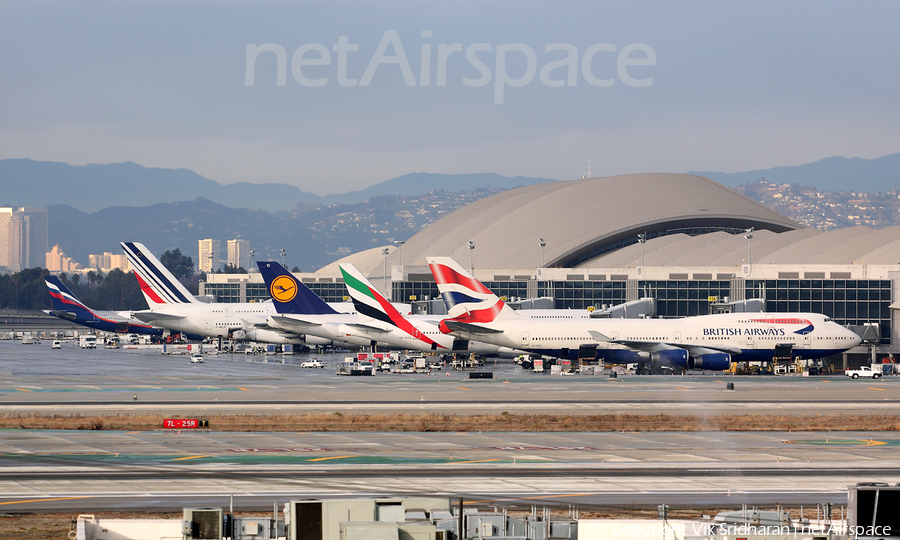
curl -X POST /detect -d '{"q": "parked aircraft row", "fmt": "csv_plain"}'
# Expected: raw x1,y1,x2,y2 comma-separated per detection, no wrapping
427,257,862,371
43,242,863,371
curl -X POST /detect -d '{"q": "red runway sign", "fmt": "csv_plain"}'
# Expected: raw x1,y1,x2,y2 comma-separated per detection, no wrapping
164,419,209,428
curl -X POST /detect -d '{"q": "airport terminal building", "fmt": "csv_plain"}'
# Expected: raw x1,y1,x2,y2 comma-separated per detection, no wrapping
202,173,900,361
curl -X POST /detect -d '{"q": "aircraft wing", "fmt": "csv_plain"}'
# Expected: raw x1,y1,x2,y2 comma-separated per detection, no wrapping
442,320,504,335
346,323,392,334
242,318,277,331
45,309,77,321
268,315,323,329
681,344,743,356
588,330,742,355
132,310,185,323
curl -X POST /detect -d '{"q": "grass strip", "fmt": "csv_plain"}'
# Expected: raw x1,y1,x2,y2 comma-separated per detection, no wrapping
2,412,899,432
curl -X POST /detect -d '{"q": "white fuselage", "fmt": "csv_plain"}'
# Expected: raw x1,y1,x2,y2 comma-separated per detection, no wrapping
443,312,861,362
143,301,358,344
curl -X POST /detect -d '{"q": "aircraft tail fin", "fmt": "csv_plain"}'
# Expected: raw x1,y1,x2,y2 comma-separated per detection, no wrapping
339,264,398,325
120,242,198,306
340,263,444,349
44,275,91,315
427,256,519,322
256,261,339,315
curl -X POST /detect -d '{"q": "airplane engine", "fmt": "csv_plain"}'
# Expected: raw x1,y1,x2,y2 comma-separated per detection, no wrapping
690,353,732,371
304,335,334,346
651,349,689,367
242,328,305,345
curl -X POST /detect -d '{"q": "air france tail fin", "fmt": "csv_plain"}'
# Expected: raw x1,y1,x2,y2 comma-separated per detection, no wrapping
340,263,442,348
44,275,91,317
120,242,198,306
256,261,339,315
427,256,519,322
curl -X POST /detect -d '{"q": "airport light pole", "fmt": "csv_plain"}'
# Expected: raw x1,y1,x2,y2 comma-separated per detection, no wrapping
208,252,214,274
539,238,546,269
637,233,647,266
393,240,405,267
248,249,255,272
744,228,754,266
468,241,475,274
280,249,286,268
381,247,390,293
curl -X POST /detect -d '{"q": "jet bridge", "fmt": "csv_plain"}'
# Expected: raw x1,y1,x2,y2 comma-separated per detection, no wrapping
590,297,657,319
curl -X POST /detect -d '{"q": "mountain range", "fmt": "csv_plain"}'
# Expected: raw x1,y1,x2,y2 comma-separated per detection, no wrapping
691,152,900,192
0,159,556,213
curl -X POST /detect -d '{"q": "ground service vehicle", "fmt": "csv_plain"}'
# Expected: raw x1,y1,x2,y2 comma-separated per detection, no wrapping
190,353,204,364
301,360,324,368
846,365,882,379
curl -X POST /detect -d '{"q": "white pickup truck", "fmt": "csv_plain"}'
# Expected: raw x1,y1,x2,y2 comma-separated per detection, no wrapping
846,365,883,379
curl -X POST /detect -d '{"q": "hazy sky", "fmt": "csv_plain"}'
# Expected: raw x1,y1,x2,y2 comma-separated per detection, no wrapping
2,1,898,195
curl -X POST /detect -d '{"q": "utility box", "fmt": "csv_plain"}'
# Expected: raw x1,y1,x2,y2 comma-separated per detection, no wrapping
465,512,507,538
376,504,405,523
341,522,400,540
182,507,222,540
849,483,900,537
549,520,577,539
340,521,438,540
289,499,376,540
233,517,276,539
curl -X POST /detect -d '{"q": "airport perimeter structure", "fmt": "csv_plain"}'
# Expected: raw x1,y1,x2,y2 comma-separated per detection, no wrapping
202,173,900,364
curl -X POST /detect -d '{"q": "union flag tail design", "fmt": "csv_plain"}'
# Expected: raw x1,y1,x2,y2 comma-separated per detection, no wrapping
427,256,519,322
120,242,197,306
256,261,338,315
340,263,442,349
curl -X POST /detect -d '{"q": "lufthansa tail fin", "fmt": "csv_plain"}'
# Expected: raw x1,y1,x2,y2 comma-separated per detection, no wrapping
120,242,198,306
427,256,519,322
256,261,339,315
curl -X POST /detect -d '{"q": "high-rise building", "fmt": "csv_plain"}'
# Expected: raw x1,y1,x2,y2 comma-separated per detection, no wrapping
87,252,130,272
46,244,81,273
0,207,48,272
198,239,221,273
227,239,251,271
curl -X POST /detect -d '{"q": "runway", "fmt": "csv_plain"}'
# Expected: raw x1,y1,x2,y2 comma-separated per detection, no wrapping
1,429,898,511
1,341,898,415
1,341,898,512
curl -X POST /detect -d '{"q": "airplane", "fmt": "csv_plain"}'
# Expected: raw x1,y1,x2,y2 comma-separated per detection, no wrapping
120,241,345,347
255,260,386,348
428,256,863,372
338,262,522,356
43,275,165,336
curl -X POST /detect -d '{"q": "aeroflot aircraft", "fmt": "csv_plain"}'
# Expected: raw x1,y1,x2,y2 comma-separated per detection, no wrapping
44,275,165,336
428,257,862,371
120,241,351,346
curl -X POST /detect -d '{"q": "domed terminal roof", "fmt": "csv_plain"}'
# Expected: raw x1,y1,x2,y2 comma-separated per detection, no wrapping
383,173,801,270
